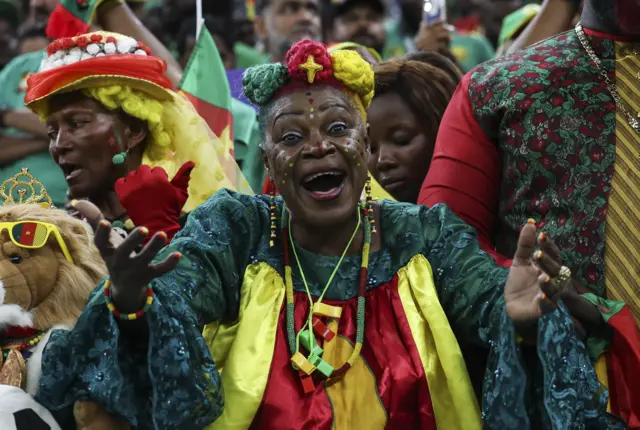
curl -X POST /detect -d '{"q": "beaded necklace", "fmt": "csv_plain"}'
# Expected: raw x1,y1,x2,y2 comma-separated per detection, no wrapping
1,331,46,360
281,203,371,392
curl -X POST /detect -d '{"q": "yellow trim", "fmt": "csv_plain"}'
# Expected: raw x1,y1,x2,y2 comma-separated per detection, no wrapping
594,355,611,412
396,254,481,430
203,262,285,430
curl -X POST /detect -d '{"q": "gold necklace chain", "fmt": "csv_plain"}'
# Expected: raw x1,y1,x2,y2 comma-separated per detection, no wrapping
575,22,640,133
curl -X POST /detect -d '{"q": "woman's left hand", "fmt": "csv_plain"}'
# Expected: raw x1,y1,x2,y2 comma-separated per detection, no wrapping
504,221,569,336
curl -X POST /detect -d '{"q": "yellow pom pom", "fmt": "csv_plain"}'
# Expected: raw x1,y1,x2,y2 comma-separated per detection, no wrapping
331,49,375,110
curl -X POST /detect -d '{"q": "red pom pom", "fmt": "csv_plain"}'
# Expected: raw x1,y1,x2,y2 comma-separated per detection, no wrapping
45,3,90,39
285,40,333,83
61,37,75,48
106,36,117,43
46,42,57,55
75,36,88,47
90,34,102,42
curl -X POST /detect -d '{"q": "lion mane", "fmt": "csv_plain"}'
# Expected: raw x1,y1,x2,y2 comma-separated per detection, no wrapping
0,204,106,329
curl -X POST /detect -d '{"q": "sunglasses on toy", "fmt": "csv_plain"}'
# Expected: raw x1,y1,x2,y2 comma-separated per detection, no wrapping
0,221,74,263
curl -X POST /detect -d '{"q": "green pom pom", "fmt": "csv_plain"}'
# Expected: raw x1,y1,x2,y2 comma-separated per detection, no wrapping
112,152,127,165
242,63,290,105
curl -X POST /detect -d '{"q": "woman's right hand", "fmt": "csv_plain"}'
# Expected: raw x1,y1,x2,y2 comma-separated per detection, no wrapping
72,200,181,313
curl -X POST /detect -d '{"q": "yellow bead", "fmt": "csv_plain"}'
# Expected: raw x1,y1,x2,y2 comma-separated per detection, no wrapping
313,302,342,319
107,303,116,312
127,313,137,321
291,352,316,375
146,296,154,305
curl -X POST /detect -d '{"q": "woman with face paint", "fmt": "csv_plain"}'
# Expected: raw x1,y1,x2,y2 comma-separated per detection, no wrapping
36,41,621,429
24,32,251,242
420,0,640,425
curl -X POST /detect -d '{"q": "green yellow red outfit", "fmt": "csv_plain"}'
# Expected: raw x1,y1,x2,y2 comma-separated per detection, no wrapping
36,190,617,428
419,27,640,427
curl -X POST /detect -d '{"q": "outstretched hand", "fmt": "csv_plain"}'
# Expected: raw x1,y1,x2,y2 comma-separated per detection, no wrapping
72,199,181,314
504,220,570,336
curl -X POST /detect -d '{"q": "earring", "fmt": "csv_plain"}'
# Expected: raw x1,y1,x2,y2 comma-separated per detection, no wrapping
112,150,128,166
269,178,277,247
365,176,376,234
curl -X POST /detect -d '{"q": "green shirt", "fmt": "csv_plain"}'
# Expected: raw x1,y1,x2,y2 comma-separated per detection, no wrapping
0,50,68,207
231,98,264,191
233,42,269,69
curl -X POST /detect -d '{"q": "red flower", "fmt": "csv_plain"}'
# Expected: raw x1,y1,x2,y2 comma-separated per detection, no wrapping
47,42,56,55
587,265,598,284
507,64,519,71
106,36,117,43
531,138,545,151
590,148,603,163
532,112,546,125
558,213,567,227
523,72,539,79
551,95,564,107
61,37,75,48
540,156,552,169
537,218,548,229
517,159,527,174
536,199,550,214
75,36,89,47
90,34,102,42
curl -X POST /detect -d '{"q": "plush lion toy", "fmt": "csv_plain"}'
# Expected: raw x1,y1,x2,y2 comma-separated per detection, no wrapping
0,202,129,429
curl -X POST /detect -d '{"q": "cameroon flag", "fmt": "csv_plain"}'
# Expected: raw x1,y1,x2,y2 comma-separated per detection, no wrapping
178,24,235,156
12,222,48,246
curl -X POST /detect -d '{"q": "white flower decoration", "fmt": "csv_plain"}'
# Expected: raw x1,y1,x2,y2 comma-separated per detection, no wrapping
86,43,100,55
117,40,134,54
51,59,64,69
69,47,82,57
134,49,147,56
96,53,105,57
51,50,64,61
64,53,81,65
104,42,116,55
80,52,93,61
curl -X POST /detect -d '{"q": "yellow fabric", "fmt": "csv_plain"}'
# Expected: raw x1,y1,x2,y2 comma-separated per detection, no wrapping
202,257,479,428
605,45,640,326
323,319,388,429
202,262,285,430
396,254,482,430
368,175,396,201
594,355,611,412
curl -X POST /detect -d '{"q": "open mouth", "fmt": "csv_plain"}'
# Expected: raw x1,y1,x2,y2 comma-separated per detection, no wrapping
59,163,83,182
301,170,346,201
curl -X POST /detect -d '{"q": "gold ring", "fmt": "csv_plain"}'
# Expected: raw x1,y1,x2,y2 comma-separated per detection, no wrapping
552,265,572,290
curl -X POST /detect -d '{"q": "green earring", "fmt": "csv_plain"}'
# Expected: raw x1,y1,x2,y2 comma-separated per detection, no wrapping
112,151,127,165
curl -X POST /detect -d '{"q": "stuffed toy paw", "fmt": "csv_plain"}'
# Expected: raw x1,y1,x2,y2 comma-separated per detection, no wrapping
0,385,61,430
74,401,130,430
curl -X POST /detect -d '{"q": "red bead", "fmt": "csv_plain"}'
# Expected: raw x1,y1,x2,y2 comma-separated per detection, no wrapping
106,36,117,43
76,36,88,47
104,287,110,296
112,309,121,318
61,38,74,48
135,310,144,319
90,34,102,42
298,370,315,394
312,316,335,342
146,288,153,297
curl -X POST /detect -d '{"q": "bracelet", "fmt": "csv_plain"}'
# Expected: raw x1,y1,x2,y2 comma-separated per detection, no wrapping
104,278,153,320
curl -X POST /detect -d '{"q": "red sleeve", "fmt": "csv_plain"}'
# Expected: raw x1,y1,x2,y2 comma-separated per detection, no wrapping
418,73,511,267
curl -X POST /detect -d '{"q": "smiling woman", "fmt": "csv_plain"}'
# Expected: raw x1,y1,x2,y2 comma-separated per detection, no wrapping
24,31,250,241
35,40,621,429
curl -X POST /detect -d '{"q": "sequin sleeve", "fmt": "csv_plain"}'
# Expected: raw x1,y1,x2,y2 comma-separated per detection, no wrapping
35,190,269,429
418,203,624,429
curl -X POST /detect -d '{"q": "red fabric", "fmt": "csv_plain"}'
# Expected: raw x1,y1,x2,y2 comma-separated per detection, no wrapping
45,3,90,40
582,27,640,42
2,327,40,338
252,277,436,429
262,177,279,196
452,16,482,34
180,91,234,139
114,162,194,243
25,55,172,104
606,307,640,429
418,74,511,267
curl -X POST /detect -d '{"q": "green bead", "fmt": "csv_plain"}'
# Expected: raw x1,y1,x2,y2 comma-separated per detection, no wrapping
112,152,127,165
315,359,334,377
299,329,323,355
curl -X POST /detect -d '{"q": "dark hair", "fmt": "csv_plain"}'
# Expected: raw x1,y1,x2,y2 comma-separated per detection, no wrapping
373,58,457,145
176,15,235,59
256,0,270,14
402,51,463,85
17,22,47,41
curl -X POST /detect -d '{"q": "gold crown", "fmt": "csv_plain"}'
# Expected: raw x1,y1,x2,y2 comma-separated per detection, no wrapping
0,168,54,208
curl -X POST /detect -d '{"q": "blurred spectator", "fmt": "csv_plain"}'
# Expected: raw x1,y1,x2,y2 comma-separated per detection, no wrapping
403,50,462,84
384,0,495,71
470,0,527,47
177,16,236,70
252,0,322,62
28,0,58,27
0,0,19,70
17,22,48,54
326,0,386,56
